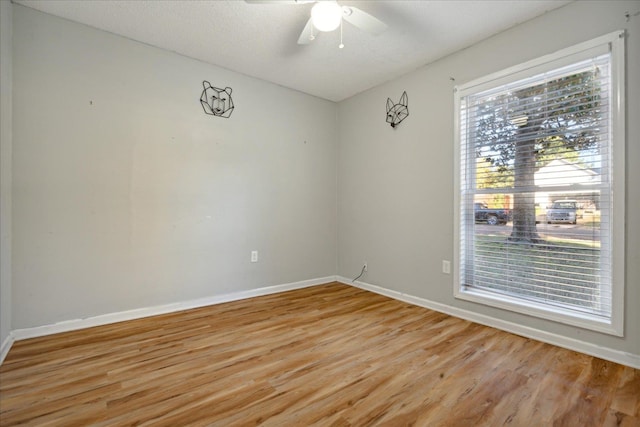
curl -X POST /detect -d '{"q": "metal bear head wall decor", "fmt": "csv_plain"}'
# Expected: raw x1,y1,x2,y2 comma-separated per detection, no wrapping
386,91,409,128
200,81,234,118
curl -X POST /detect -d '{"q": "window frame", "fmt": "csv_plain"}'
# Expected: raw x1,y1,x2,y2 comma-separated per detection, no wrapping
453,31,625,336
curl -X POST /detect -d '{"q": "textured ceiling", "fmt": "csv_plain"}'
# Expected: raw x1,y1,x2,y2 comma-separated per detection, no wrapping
15,0,572,102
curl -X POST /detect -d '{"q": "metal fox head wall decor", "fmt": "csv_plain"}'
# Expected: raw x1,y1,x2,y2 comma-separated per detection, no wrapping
386,91,409,128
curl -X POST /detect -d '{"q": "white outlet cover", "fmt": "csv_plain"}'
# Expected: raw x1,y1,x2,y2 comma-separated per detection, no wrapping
442,260,451,274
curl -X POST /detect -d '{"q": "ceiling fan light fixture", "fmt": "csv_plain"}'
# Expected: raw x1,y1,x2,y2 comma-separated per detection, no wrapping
311,1,342,32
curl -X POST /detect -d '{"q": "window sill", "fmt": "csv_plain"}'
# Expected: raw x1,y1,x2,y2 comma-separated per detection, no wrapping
454,286,622,337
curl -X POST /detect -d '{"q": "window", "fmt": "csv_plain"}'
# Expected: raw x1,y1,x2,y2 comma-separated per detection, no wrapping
454,32,625,335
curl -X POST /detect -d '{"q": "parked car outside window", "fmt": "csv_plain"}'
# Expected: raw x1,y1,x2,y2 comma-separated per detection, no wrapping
546,200,578,224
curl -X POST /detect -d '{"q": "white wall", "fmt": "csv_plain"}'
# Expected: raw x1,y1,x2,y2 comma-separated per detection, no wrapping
1,0,13,348
337,0,640,359
12,5,337,329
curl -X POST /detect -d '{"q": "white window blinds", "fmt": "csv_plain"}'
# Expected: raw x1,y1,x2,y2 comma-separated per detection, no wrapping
454,32,625,335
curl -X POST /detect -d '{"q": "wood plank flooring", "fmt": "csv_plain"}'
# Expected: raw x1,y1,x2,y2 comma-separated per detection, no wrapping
1,282,638,426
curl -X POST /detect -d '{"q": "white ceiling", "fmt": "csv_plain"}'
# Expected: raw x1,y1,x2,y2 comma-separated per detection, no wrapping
15,0,572,102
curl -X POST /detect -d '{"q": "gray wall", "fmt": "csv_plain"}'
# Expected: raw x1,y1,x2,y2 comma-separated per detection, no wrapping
337,0,640,357
1,0,13,347
11,5,337,329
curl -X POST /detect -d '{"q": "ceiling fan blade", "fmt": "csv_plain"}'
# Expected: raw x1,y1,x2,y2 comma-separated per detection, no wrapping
342,6,387,35
244,1,314,4
297,17,316,45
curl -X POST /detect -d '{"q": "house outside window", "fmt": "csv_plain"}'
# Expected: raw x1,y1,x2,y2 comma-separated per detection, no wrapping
454,32,625,335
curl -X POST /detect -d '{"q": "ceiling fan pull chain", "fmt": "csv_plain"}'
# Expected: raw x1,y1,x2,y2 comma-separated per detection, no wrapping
339,19,344,49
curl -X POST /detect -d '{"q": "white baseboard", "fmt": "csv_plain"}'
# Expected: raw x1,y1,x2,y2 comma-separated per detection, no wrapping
10,276,337,343
337,276,640,370
0,332,15,365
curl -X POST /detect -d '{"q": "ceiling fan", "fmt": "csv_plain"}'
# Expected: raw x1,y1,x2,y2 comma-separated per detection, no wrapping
245,1,388,47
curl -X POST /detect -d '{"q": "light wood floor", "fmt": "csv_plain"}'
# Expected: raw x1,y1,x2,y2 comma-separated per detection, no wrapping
1,283,638,426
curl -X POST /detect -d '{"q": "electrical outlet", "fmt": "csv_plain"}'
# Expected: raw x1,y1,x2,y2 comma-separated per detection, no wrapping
442,260,451,274
363,262,368,272
251,251,258,263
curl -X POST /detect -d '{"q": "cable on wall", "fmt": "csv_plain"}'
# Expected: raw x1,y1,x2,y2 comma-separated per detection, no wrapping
352,264,366,283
